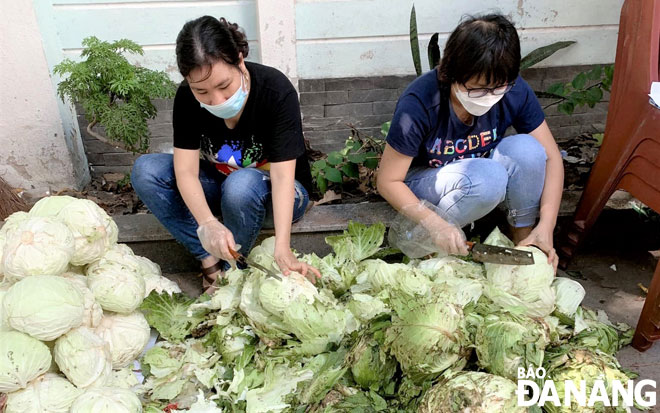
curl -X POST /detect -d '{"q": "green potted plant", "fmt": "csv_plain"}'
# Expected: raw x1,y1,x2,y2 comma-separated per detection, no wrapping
54,36,177,153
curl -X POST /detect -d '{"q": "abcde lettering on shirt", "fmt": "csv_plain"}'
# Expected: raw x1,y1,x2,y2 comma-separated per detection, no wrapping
427,128,498,167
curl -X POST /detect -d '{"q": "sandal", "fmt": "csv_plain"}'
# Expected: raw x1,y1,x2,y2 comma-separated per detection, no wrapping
200,261,224,295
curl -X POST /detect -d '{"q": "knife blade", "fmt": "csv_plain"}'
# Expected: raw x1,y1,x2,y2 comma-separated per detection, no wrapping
466,241,535,265
228,248,282,280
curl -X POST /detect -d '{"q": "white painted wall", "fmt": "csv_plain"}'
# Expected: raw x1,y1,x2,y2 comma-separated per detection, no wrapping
295,0,625,78
0,1,89,196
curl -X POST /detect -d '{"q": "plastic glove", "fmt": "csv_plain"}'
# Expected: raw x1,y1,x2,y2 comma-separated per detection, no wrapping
196,217,236,262
419,212,469,256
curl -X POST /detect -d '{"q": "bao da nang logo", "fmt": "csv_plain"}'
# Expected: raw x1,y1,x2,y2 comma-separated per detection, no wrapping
516,367,657,409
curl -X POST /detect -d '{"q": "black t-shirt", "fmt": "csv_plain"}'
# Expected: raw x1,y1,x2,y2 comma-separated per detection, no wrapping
173,61,312,193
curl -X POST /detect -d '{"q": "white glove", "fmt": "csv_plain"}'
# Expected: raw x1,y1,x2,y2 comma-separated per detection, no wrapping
196,217,236,261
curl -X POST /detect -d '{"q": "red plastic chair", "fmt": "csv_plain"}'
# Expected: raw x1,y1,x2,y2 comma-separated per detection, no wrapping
558,0,660,351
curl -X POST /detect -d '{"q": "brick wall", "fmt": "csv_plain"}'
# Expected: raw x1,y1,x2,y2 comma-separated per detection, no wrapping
79,65,609,178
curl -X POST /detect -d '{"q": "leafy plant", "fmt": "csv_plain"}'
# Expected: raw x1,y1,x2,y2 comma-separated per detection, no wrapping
54,37,177,153
311,132,384,194
541,65,614,115
410,5,441,76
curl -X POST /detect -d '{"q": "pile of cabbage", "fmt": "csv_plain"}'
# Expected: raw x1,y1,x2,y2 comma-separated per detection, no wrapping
0,196,181,413
133,225,638,412
0,197,640,412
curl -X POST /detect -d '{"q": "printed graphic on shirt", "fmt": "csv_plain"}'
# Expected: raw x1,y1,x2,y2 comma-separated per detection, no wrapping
426,128,498,167
200,134,269,175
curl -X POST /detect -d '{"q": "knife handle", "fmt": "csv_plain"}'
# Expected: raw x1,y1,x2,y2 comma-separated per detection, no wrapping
466,241,475,250
228,247,247,265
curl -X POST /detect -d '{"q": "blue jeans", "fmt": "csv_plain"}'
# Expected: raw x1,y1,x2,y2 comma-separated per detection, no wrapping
131,153,309,264
405,134,547,228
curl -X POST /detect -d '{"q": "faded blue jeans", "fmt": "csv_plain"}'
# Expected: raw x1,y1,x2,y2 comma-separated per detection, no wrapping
131,153,309,266
405,134,547,228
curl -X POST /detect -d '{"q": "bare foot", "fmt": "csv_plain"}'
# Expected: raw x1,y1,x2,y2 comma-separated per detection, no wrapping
509,224,533,245
201,257,224,295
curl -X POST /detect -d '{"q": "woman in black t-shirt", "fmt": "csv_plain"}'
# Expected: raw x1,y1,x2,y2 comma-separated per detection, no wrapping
132,16,320,293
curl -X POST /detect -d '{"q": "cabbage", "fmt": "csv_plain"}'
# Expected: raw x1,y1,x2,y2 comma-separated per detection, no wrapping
347,293,390,323
87,258,145,313
475,311,551,381
5,373,82,413
484,245,556,317
0,290,12,332
105,367,140,390
3,275,84,340
70,387,142,412
140,292,206,343
245,360,313,413
143,273,181,298
95,312,151,368
2,217,74,280
187,268,245,326
543,347,637,413
353,259,432,298
56,198,119,265
54,326,112,388
240,271,356,355
349,332,397,392
325,221,385,264
172,390,223,413
0,211,29,275
417,256,485,280
209,324,256,364
0,331,52,392
571,308,633,355
385,296,470,382
58,272,104,328
28,195,78,217
553,277,585,317
418,371,525,413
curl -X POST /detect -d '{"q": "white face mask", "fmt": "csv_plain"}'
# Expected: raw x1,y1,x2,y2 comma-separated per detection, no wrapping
453,83,504,116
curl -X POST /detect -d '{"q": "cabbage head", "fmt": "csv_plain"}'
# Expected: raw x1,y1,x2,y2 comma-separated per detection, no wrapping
0,331,52,392
58,273,104,328
70,387,142,413
87,258,145,313
54,326,112,388
553,277,585,317
418,371,526,413
475,311,551,381
0,211,29,275
0,289,12,332
571,308,633,355
417,256,485,280
347,293,390,323
95,311,151,368
28,195,77,217
6,373,82,413
543,347,636,413
57,198,119,265
2,217,74,280
484,245,556,317
353,259,431,298
240,271,355,355
349,332,397,392
3,275,84,340
385,296,470,383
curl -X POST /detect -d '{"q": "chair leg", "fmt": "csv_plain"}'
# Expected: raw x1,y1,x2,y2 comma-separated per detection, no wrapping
632,259,660,351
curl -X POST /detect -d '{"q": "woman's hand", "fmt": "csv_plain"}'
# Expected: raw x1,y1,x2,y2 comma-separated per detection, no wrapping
196,217,237,262
517,222,558,273
274,245,321,283
420,213,469,256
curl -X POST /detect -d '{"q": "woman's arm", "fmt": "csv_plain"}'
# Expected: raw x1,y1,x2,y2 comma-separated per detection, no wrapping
270,159,320,279
174,148,236,260
519,120,564,271
173,148,214,224
377,144,468,255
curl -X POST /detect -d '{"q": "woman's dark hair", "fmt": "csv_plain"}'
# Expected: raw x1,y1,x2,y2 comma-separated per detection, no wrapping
176,16,249,78
438,14,520,86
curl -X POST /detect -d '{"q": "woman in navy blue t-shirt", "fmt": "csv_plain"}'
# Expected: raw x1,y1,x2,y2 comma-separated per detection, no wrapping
377,14,563,271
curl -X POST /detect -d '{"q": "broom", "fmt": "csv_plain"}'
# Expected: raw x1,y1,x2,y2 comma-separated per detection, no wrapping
0,176,29,221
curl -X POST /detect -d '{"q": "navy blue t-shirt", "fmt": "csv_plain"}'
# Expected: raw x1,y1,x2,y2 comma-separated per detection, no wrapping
386,69,545,168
